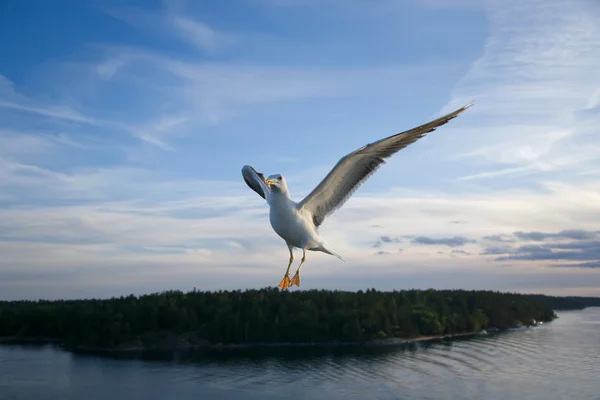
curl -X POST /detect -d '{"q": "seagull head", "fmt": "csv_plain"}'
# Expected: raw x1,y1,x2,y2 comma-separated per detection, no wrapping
265,174,288,193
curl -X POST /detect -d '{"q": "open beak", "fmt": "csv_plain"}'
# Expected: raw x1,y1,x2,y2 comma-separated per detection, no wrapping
266,178,278,186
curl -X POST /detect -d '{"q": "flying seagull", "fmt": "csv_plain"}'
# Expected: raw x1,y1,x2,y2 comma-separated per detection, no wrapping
242,103,472,289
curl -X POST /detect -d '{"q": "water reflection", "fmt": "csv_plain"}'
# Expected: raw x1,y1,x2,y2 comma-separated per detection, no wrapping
1,308,599,400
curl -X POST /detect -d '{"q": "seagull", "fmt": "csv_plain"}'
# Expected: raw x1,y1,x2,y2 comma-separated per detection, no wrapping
242,103,472,289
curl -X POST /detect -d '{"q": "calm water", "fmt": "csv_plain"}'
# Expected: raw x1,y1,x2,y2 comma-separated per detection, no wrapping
1,308,599,400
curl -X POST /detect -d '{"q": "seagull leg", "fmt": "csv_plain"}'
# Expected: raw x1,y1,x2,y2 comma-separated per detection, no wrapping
277,245,294,290
290,249,306,287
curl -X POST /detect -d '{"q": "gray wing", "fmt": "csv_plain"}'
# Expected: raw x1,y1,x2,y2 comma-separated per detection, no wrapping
297,103,473,227
242,165,271,203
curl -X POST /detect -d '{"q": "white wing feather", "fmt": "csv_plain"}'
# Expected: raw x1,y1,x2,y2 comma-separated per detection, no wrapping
297,103,473,227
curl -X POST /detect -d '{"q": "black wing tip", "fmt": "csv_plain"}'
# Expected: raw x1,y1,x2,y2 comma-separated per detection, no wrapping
393,100,474,138
242,165,266,181
446,100,475,119
427,100,474,129
242,165,268,200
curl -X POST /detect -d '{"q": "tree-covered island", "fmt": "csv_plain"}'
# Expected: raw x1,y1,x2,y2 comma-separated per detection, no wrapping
1,288,599,352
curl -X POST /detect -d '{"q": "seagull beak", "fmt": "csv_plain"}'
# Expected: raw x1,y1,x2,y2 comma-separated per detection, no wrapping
266,178,278,186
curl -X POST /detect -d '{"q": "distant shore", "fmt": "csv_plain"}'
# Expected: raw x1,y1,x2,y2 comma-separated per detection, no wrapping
5,288,590,355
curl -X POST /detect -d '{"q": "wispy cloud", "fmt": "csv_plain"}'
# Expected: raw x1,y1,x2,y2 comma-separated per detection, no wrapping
480,246,511,256
513,229,599,242
482,235,515,243
451,250,471,256
411,236,475,247
477,229,600,270
0,75,98,125
380,235,401,243
167,15,221,51
440,0,600,181
0,102,97,124
104,2,232,52
81,46,450,150
374,250,391,256
1,0,600,299
555,261,600,269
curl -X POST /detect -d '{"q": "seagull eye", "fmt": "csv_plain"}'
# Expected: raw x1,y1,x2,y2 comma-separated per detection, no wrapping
278,176,282,180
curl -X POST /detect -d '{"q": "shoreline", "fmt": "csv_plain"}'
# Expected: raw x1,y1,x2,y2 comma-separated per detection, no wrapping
0,327,521,354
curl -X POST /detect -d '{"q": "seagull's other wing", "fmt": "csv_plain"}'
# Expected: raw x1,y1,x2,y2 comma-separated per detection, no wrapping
242,165,271,203
297,103,473,227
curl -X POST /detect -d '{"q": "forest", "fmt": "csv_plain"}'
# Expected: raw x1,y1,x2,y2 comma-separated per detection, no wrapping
0,288,596,351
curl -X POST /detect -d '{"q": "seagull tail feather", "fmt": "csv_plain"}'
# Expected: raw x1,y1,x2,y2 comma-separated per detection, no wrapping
316,243,345,262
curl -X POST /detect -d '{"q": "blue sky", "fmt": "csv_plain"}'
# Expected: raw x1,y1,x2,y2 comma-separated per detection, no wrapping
1,0,600,300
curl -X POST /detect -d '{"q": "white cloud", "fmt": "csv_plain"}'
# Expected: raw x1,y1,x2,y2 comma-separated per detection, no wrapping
1,145,599,297
0,75,98,125
83,46,453,147
104,2,232,53
167,15,219,51
438,0,600,181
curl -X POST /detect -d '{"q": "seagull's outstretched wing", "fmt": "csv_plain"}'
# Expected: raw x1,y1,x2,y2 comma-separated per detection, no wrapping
297,103,473,227
242,165,271,203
